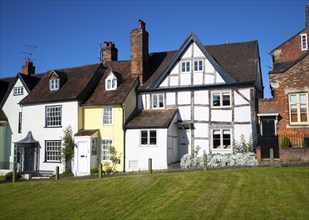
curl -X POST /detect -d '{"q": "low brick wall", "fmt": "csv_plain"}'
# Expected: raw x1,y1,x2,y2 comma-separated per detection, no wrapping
280,148,309,162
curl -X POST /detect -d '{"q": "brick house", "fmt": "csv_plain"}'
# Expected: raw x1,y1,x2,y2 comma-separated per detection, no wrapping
258,5,309,159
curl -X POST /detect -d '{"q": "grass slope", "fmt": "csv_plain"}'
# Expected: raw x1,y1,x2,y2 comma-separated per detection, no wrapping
1,167,308,219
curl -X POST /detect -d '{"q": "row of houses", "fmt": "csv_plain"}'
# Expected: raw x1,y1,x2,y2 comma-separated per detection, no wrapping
0,6,308,176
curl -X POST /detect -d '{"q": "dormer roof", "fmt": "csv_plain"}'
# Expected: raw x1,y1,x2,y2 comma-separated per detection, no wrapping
83,61,138,106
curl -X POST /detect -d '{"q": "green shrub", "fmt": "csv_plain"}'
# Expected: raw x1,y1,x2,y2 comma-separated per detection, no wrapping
302,138,309,148
90,167,99,174
60,170,74,178
281,136,291,148
5,172,13,181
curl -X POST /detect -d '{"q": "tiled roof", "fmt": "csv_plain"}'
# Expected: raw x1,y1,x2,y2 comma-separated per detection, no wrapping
0,76,15,106
205,41,259,82
83,61,138,106
126,108,178,129
20,63,103,105
74,129,98,136
270,51,309,74
141,40,259,89
19,73,42,92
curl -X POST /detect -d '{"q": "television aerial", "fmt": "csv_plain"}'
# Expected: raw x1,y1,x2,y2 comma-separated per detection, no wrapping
89,40,103,62
21,44,38,62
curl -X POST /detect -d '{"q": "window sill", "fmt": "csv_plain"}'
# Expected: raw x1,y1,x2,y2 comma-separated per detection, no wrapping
212,148,232,151
140,145,158,147
44,161,61,163
287,124,309,128
44,126,63,128
211,106,232,109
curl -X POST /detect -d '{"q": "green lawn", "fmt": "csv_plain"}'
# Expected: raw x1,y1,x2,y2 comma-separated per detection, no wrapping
1,167,308,219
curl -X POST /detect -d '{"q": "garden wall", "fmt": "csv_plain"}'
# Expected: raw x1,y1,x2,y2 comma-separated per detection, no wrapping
279,148,309,162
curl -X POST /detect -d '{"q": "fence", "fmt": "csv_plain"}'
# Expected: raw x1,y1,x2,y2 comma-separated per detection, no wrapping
278,134,308,147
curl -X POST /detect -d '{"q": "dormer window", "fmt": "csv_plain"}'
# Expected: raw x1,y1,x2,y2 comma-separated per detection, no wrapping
50,78,60,91
48,70,63,91
105,72,118,91
301,34,308,51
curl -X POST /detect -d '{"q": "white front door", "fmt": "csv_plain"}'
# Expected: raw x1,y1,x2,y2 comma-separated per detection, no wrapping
77,141,89,174
178,129,190,161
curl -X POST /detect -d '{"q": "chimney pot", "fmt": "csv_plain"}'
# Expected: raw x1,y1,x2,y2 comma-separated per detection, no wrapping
139,19,146,30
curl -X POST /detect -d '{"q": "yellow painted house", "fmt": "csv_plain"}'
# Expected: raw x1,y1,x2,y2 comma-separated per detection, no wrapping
73,60,138,176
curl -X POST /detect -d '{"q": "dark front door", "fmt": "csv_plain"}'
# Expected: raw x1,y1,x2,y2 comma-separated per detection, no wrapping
261,118,279,158
24,146,35,172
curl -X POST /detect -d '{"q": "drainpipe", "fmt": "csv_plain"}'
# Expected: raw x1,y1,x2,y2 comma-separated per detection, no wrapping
121,104,126,172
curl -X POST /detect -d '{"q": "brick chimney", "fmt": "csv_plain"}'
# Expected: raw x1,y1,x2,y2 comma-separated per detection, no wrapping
130,20,149,84
21,60,35,75
102,41,118,62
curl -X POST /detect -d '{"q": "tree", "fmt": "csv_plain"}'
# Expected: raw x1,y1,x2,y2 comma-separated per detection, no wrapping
62,125,74,172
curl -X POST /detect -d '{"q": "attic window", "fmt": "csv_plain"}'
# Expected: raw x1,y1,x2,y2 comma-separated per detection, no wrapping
13,87,24,96
50,78,60,91
105,72,117,90
301,34,308,51
181,61,190,73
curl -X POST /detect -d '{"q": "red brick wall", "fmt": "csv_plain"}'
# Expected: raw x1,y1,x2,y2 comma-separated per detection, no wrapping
280,148,309,162
258,98,277,113
268,55,309,146
272,29,308,63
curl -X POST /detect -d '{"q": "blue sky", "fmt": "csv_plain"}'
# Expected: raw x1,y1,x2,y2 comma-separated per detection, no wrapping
0,0,308,98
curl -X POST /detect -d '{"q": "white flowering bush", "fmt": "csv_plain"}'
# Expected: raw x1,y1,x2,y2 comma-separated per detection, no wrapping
233,134,253,154
180,135,258,169
207,152,258,168
180,146,203,169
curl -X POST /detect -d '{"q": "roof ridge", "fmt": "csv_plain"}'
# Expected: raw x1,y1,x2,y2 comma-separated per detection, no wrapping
149,40,258,55
52,62,101,72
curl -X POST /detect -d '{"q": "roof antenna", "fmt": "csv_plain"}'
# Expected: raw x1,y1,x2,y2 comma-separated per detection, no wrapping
21,44,38,62
89,40,103,62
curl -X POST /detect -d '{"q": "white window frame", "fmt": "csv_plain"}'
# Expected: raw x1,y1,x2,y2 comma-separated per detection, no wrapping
101,139,112,161
152,93,164,109
289,93,309,125
105,74,117,91
140,130,157,146
103,108,113,125
300,34,308,51
91,138,98,156
13,87,24,96
181,61,191,73
45,105,62,127
45,140,61,162
49,78,60,91
193,60,204,72
211,129,232,151
211,91,231,108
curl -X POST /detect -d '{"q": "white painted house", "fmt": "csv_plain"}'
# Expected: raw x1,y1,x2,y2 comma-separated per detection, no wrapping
0,61,40,174
18,64,103,176
125,24,263,171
